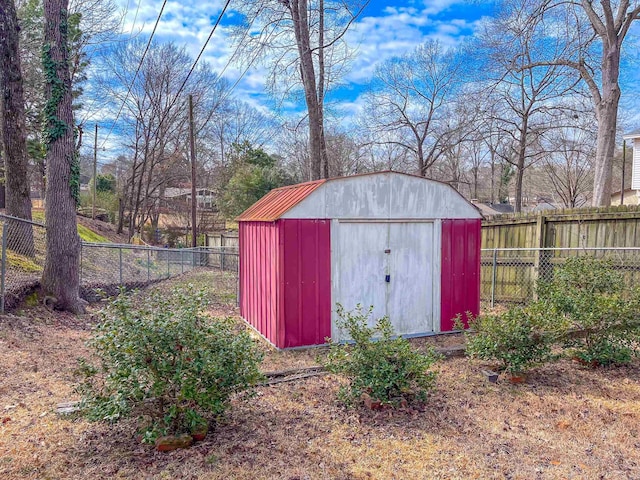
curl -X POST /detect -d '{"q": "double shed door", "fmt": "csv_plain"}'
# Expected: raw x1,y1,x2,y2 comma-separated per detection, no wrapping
333,221,435,341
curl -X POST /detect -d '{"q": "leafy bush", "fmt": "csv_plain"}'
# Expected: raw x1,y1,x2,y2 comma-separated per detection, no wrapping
465,305,560,375
323,305,440,407
79,190,119,223
538,256,640,366
77,285,263,442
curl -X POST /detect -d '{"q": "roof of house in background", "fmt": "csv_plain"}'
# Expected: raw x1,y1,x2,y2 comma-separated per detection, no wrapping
529,201,558,212
488,203,514,214
237,179,327,222
165,187,216,198
623,129,640,140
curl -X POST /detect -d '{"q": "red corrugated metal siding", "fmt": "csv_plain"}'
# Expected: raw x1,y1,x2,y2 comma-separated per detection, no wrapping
239,221,280,345
440,219,481,331
279,219,331,348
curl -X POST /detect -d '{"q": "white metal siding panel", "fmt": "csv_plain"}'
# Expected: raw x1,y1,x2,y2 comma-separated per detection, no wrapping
387,173,479,219
432,219,442,332
282,172,481,220
632,139,640,190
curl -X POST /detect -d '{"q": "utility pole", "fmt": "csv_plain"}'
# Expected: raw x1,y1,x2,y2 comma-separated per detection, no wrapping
189,95,197,247
621,139,626,205
93,124,98,219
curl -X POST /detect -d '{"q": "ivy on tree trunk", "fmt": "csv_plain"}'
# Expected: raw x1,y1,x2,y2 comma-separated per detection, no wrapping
41,0,86,313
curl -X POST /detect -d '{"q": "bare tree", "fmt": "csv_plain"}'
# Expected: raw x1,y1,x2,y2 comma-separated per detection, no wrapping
480,1,581,211
41,0,86,313
538,125,594,207
234,0,369,180
0,0,35,257
363,40,465,177
15,0,121,201
97,40,228,239
529,0,640,206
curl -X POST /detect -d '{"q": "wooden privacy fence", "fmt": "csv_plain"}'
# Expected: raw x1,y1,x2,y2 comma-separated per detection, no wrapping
482,205,640,250
480,206,640,307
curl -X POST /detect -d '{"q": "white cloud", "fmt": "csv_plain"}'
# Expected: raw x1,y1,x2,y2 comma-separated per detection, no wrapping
84,0,489,144
344,2,481,84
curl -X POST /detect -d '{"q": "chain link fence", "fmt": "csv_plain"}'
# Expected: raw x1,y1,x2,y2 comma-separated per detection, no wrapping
0,214,47,311
481,247,640,309
79,244,239,304
0,213,239,312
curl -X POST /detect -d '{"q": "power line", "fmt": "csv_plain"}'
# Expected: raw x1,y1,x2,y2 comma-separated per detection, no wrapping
145,0,233,141
129,0,142,38
173,0,233,108
101,0,237,153
100,0,168,148
78,0,144,127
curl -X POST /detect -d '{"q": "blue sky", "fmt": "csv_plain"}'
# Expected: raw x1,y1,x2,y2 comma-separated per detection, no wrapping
88,0,494,151
90,0,640,156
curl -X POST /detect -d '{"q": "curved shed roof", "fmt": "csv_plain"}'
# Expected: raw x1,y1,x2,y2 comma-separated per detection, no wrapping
237,171,481,221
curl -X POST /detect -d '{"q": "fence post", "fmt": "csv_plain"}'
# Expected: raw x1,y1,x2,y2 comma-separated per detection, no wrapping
79,242,83,286
167,250,170,278
490,248,497,309
1,223,7,313
221,248,225,272
533,213,547,300
119,246,123,285
147,249,151,282
181,250,184,274
236,257,240,308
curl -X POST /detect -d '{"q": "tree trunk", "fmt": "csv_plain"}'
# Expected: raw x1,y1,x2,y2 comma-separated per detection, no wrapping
591,47,621,206
290,0,323,180
417,143,425,177
0,0,35,257
41,0,86,313
318,0,329,179
513,115,529,213
490,147,495,204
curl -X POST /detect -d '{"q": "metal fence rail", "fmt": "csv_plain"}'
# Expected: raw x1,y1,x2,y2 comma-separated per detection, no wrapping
0,213,239,312
481,247,640,309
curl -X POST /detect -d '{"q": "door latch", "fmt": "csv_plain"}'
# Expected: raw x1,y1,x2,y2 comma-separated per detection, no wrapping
385,274,391,283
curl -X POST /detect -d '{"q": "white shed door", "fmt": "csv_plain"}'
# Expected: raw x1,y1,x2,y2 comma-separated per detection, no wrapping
333,221,434,341
333,222,388,332
387,222,433,335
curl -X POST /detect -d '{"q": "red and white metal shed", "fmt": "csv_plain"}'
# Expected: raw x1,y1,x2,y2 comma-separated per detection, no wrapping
238,171,482,348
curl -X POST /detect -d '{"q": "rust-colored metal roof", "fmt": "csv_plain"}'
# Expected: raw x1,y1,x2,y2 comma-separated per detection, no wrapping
237,179,327,221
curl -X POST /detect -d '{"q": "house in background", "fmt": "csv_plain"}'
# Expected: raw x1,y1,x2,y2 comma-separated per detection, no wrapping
611,188,640,205
614,129,640,205
470,201,514,217
164,186,217,210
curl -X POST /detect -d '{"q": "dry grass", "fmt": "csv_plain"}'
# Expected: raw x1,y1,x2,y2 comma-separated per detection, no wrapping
1,273,639,479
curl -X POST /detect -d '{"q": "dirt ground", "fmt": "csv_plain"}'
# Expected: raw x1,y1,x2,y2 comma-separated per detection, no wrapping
1,273,639,479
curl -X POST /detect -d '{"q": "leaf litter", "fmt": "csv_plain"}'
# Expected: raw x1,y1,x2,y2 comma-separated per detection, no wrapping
0,271,639,479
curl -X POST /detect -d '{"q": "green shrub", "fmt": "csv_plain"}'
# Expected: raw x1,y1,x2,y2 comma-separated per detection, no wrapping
77,285,263,442
323,305,440,407
538,256,640,366
465,305,559,375
79,190,119,223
